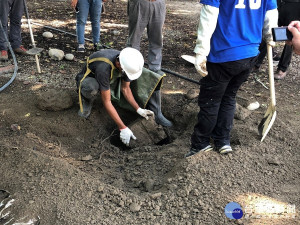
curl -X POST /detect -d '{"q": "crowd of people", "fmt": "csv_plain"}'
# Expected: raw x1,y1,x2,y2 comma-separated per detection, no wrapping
1,0,300,151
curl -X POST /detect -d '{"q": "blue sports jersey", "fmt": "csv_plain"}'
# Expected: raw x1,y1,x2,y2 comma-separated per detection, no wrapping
200,0,277,63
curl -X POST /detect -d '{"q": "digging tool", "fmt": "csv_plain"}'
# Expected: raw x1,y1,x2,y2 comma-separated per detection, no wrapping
258,43,277,141
23,0,42,73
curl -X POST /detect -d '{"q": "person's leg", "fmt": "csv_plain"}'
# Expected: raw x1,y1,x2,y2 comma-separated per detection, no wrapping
90,0,102,45
190,62,229,151
8,0,24,49
277,44,292,73
76,0,89,48
211,57,255,150
0,0,9,51
78,77,99,118
147,0,165,72
253,39,267,70
127,0,149,51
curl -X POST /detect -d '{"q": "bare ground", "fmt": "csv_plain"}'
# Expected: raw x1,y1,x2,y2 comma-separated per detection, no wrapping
0,0,300,224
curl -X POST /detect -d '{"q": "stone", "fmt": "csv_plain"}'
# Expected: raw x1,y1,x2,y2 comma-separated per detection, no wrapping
42,31,54,38
65,53,75,61
48,48,65,61
36,89,73,111
235,103,251,121
128,117,167,148
185,89,199,100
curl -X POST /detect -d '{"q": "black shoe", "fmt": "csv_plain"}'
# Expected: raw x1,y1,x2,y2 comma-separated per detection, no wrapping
94,43,104,51
151,69,166,76
217,145,233,154
185,145,213,158
77,46,85,53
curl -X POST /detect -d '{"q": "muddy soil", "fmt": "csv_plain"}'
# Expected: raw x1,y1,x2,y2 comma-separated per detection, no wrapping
0,0,300,224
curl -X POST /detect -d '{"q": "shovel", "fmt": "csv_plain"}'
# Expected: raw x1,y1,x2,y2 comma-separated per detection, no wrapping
258,43,277,141
23,0,42,73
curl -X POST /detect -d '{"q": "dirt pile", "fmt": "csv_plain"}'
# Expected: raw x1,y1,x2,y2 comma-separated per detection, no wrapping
1,0,300,224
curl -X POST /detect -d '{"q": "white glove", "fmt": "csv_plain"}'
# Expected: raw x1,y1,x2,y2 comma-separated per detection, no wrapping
137,107,154,120
263,9,278,45
120,127,136,146
195,54,208,77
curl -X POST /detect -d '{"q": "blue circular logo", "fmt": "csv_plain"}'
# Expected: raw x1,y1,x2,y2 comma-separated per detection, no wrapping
224,202,243,219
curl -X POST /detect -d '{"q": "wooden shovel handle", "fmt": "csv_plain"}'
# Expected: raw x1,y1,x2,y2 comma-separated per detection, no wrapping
267,44,276,107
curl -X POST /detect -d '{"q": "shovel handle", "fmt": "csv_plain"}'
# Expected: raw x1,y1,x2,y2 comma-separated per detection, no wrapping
267,44,276,107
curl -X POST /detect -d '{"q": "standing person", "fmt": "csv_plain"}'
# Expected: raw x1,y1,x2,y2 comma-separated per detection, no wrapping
273,0,300,79
126,0,172,127
0,0,28,61
185,0,278,157
71,0,106,53
127,0,166,76
287,20,300,55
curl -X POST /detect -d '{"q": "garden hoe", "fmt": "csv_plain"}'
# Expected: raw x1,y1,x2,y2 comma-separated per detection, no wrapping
23,0,43,73
258,43,277,141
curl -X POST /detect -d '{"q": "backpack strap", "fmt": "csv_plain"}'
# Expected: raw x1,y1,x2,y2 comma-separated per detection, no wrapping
78,57,116,113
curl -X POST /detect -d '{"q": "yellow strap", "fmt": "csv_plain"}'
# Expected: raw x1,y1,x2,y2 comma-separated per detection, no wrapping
79,57,116,113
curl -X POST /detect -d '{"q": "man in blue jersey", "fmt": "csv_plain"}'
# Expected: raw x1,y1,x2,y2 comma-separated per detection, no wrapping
185,0,278,157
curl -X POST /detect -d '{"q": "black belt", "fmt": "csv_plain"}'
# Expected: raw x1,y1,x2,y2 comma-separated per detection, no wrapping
283,0,300,3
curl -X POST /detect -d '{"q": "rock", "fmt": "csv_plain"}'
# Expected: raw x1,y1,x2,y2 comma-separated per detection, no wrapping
128,117,167,148
185,89,199,100
267,156,281,165
42,31,54,38
144,179,155,192
235,103,251,121
247,101,260,110
65,53,75,61
150,192,162,199
48,48,65,61
129,202,141,212
10,124,21,131
81,155,93,161
36,89,73,111
112,30,120,35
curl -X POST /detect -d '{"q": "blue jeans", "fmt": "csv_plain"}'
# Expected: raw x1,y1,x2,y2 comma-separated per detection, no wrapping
0,0,24,50
76,0,102,45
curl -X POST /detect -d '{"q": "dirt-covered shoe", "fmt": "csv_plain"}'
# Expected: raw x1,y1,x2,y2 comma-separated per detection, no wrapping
217,145,233,154
13,46,28,55
0,50,8,61
185,145,213,158
152,69,166,76
274,70,287,80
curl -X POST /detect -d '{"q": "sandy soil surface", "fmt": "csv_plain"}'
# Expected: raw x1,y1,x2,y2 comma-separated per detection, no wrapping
1,0,300,224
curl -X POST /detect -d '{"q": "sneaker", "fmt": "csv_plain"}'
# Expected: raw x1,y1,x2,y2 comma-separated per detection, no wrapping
13,46,28,55
152,69,166,76
0,50,8,61
274,70,287,80
217,145,233,154
185,145,213,158
77,45,85,53
94,43,104,51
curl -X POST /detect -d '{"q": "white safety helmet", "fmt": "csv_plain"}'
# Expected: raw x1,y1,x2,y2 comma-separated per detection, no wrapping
119,47,144,80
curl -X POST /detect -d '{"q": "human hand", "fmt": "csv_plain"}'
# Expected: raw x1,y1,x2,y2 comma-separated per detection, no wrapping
195,54,208,77
71,0,78,9
287,21,300,55
137,108,154,120
120,127,136,146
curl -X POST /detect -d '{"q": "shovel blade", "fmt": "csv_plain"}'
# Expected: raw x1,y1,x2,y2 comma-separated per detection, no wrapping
26,47,43,55
258,105,277,142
